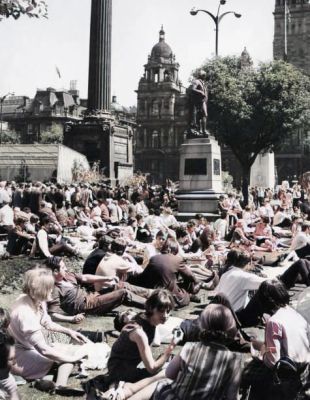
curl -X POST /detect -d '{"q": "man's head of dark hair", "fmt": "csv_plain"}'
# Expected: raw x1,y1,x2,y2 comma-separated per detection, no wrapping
220,211,227,219
156,230,165,239
175,227,187,239
161,238,179,255
261,216,270,224
15,217,28,225
111,238,127,256
30,215,39,224
45,256,62,272
98,235,113,250
187,220,196,229
257,279,290,315
41,216,51,226
136,214,144,222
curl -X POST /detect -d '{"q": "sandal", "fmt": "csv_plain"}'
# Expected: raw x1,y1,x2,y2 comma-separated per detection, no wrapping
102,381,126,400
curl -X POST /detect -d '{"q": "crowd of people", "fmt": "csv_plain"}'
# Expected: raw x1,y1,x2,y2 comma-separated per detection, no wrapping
0,178,309,400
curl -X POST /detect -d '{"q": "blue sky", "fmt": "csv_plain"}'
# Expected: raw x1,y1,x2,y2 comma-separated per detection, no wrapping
0,0,275,107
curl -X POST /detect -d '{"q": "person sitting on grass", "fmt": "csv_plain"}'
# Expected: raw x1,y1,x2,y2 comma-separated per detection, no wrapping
253,216,276,252
0,332,20,400
82,235,112,275
150,304,243,400
30,216,78,258
46,256,152,323
93,290,176,400
128,238,201,308
5,217,35,258
98,303,243,400
0,308,20,400
8,267,89,396
215,250,268,317
241,279,310,399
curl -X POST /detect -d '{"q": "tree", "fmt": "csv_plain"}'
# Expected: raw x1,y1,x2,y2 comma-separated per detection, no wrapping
196,57,310,204
40,123,63,144
0,0,47,20
0,128,20,143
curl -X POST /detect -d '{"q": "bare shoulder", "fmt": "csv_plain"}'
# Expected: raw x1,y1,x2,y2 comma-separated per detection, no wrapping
129,326,148,343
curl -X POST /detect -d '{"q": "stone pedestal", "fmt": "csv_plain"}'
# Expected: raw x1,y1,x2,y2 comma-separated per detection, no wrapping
250,152,275,189
176,135,223,214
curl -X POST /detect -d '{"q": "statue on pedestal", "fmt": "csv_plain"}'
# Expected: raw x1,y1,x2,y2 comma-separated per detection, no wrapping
187,69,208,138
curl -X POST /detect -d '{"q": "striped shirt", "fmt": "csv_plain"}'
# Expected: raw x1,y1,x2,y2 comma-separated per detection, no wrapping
153,341,242,400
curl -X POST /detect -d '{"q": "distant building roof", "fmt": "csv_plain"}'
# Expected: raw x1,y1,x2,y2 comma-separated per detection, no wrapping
0,144,60,166
2,88,84,120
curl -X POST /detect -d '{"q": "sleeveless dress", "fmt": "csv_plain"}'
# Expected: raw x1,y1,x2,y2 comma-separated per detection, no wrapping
107,314,156,383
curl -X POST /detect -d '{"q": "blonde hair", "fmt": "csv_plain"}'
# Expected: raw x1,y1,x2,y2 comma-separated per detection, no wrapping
23,267,54,302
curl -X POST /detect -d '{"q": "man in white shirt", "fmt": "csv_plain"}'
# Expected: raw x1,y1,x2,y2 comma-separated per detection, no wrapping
0,200,14,233
142,230,166,267
0,181,11,207
214,251,268,327
32,216,77,258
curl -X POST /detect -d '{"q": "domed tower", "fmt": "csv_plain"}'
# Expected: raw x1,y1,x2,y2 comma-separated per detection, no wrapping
240,47,253,69
135,27,187,183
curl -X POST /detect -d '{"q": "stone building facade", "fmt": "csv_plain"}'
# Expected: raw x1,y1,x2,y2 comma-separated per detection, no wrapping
274,0,310,73
273,0,310,182
134,28,187,184
1,86,83,144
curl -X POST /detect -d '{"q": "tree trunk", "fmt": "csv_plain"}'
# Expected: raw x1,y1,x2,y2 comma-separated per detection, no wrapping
242,166,251,207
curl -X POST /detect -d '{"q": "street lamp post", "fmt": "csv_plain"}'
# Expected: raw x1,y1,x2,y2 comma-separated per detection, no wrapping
190,0,241,57
0,92,14,144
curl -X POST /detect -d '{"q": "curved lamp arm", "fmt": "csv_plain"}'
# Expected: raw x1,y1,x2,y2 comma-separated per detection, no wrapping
191,9,217,24
219,11,242,23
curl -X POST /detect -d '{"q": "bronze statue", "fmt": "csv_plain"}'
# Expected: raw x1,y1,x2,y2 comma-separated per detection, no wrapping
187,69,208,138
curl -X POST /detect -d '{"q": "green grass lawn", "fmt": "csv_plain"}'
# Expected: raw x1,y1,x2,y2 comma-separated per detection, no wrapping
0,256,203,400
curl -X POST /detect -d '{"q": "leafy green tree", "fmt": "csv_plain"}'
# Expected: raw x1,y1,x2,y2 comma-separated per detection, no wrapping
40,123,63,144
0,0,47,20
196,57,310,204
0,128,20,143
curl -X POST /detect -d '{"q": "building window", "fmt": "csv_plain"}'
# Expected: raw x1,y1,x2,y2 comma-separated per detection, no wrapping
162,130,168,147
154,69,159,83
151,160,159,171
151,100,159,115
152,131,160,148
139,100,145,113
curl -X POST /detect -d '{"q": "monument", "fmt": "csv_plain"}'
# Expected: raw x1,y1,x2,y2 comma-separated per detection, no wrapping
87,0,111,112
176,70,223,215
64,0,134,186
250,152,275,189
